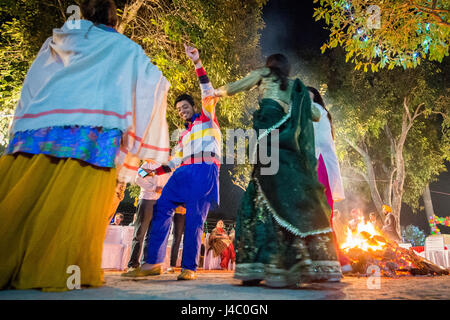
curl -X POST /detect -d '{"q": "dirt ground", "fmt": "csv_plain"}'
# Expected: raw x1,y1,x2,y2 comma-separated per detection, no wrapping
0,270,449,300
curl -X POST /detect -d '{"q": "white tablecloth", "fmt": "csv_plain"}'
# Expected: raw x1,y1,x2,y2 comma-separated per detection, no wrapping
101,225,135,270
424,250,450,269
101,225,182,270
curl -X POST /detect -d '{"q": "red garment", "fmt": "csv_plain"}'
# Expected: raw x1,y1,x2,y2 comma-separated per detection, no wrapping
210,227,236,269
318,155,333,210
317,155,350,267
220,242,236,269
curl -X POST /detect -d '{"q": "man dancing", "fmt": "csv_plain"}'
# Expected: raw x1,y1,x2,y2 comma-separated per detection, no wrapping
123,44,221,280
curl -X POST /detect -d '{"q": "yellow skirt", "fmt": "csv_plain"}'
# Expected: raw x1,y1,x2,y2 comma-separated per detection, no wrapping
0,153,116,291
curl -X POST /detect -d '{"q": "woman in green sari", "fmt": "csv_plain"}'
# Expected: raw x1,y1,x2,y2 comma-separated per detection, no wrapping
215,54,342,287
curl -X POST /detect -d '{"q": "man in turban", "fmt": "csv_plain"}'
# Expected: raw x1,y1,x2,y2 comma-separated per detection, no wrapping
381,205,401,242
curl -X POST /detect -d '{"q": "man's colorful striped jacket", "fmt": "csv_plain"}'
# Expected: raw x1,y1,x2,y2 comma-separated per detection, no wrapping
156,64,221,175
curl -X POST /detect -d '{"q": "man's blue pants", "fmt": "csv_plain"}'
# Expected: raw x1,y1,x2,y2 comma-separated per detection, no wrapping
145,163,218,271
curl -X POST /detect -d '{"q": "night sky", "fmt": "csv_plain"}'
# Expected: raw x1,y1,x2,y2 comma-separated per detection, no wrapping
261,0,329,56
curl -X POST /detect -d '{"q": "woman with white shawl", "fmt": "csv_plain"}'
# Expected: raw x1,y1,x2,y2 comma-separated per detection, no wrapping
308,87,351,271
0,0,170,291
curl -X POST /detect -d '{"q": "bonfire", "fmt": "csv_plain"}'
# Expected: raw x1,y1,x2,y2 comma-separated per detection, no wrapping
340,221,449,277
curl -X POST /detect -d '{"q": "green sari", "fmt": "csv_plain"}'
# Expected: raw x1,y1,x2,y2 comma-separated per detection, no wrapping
234,79,342,287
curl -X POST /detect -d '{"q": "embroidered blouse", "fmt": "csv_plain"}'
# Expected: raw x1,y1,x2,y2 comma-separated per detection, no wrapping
215,67,321,120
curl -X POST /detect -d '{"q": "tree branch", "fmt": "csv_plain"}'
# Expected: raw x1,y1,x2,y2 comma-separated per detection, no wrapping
412,103,426,121
57,0,66,20
388,167,397,206
403,96,412,123
409,1,450,27
344,137,369,159
430,110,448,118
117,0,147,34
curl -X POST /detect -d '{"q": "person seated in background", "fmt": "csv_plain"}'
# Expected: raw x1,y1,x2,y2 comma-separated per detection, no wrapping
208,220,235,270
348,208,363,231
381,205,401,243
113,213,124,226
369,212,383,231
332,209,347,244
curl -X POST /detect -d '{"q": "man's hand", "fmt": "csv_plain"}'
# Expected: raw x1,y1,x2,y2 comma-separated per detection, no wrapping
184,43,200,63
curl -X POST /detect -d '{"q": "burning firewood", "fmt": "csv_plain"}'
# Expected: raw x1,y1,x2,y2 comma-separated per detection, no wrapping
372,235,387,243
340,221,449,277
366,238,379,247
359,231,372,240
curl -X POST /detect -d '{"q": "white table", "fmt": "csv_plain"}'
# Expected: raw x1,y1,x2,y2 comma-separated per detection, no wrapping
101,225,182,270
423,235,450,270
424,250,450,269
101,225,135,270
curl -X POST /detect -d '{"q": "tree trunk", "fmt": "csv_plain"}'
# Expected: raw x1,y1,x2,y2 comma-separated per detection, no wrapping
365,160,385,223
388,97,421,240
344,138,384,217
423,184,435,221
391,147,405,240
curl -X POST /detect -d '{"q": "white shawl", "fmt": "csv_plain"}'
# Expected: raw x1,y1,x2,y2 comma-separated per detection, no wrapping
10,20,170,182
312,102,345,202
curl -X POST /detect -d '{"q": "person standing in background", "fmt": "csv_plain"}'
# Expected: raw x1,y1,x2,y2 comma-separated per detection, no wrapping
168,205,187,272
229,224,236,244
369,212,383,231
124,160,171,273
308,86,350,272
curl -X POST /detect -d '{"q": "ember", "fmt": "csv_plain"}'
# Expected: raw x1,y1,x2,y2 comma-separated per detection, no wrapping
340,221,449,277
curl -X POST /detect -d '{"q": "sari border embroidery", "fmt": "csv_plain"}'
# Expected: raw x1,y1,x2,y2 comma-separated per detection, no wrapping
254,177,332,238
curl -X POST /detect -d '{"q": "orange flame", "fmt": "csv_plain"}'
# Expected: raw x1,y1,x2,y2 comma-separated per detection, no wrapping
340,221,387,253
